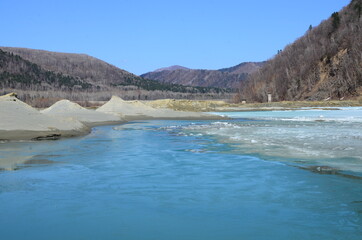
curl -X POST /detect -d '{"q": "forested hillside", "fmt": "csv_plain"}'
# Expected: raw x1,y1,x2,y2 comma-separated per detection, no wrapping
237,0,362,102
0,49,91,91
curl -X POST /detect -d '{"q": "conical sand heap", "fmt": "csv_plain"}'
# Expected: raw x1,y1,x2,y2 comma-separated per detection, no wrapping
97,96,219,120
0,94,89,140
42,99,125,126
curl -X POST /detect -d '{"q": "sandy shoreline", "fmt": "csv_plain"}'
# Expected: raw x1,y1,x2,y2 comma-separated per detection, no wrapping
1,93,360,142
0,94,225,142
2,93,360,141
0,94,227,170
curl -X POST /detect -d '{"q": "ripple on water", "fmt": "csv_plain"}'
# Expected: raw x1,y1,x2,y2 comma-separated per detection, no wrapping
0,114,361,240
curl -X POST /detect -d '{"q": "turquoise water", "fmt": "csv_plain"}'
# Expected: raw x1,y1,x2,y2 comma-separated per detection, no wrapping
0,108,362,239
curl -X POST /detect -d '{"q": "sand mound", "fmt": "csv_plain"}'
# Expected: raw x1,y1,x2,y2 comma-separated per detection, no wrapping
97,96,224,120
42,100,125,126
0,95,89,140
42,99,84,112
96,96,157,117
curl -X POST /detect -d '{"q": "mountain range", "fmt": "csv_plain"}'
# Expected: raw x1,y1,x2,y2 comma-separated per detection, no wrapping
141,62,264,89
0,47,204,92
0,47,232,106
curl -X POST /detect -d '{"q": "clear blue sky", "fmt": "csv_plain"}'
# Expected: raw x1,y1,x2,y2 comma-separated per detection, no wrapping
0,0,350,75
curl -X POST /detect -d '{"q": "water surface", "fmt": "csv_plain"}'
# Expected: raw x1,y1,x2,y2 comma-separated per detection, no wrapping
0,108,361,240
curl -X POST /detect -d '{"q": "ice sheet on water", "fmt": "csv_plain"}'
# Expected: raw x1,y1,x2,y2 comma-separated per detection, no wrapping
210,107,362,123
177,108,362,173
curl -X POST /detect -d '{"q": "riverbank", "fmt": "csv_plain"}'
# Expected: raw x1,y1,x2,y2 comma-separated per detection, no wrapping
144,98,362,112
0,94,225,142
1,92,362,141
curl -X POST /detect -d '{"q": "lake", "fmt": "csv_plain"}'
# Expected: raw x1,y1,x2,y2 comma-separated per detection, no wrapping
0,107,361,239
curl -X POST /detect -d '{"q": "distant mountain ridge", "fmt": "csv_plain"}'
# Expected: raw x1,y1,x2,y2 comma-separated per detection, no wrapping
218,62,265,74
141,62,264,89
154,65,190,72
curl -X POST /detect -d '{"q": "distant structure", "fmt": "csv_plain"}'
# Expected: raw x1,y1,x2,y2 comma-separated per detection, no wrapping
267,93,272,103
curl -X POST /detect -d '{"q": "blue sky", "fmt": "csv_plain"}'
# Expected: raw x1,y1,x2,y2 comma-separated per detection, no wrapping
0,0,350,75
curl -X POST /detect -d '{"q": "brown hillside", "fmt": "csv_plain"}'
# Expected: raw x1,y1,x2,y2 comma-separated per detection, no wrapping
141,62,263,89
238,0,362,102
0,47,145,89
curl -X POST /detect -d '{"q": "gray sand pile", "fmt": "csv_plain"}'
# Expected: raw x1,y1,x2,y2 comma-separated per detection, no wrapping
97,96,222,120
96,96,157,118
41,100,125,126
0,94,89,140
